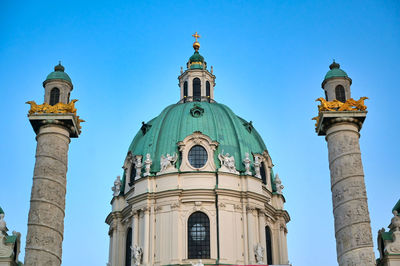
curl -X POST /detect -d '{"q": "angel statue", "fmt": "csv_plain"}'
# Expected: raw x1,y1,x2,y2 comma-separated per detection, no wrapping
253,156,262,178
158,153,178,174
254,243,264,264
143,153,152,177
274,173,284,194
111,176,121,197
131,244,143,266
243,152,252,175
218,150,239,174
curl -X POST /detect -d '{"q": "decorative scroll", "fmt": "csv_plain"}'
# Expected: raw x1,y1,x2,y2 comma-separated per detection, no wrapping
312,97,368,127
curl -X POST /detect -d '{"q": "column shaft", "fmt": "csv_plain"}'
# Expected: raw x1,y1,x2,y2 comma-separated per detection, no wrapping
24,125,70,266
326,123,375,266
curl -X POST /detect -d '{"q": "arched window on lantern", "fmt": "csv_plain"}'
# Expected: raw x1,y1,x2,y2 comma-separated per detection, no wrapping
206,81,210,102
184,81,188,102
193,78,201,102
265,226,273,265
125,227,132,266
188,211,210,259
335,85,346,103
50,87,60,105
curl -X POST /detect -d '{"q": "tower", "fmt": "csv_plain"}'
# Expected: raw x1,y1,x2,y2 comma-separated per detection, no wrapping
106,34,290,266
314,61,375,265
24,63,83,266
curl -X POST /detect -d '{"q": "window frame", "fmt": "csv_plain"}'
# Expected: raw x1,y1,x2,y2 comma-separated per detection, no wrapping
335,85,346,103
187,211,210,259
49,87,60,105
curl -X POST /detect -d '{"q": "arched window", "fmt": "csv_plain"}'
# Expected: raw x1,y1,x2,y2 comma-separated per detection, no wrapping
324,90,328,100
335,85,346,103
265,226,273,265
50,87,60,105
260,163,267,184
188,212,210,259
206,81,210,102
184,81,188,102
193,78,201,102
125,227,132,266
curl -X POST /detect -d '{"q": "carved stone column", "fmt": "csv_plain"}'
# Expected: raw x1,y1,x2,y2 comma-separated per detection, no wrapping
25,65,81,266
24,124,70,266
317,112,375,266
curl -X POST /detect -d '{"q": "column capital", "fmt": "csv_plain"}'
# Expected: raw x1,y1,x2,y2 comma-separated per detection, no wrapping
315,111,367,136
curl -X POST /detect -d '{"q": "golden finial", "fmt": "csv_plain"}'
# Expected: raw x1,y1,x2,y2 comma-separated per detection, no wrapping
192,32,201,51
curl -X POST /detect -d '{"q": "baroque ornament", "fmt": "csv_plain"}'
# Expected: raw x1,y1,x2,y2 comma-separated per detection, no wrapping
157,153,178,175
26,100,85,130
134,155,143,180
243,152,252,175
253,156,262,178
111,176,122,197
254,243,264,264
218,151,239,174
190,104,204,118
274,173,284,194
312,96,368,128
143,153,152,177
131,244,143,266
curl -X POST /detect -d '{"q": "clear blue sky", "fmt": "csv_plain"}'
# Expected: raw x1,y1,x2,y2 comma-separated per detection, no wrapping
1,1,399,265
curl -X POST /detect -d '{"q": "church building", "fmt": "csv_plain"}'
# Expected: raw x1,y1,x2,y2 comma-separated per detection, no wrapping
2,32,397,266
105,33,290,266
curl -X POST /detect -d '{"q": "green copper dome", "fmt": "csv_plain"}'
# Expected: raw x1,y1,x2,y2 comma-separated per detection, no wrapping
324,61,348,80
44,62,72,83
189,51,205,69
0,206,4,214
128,102,267,174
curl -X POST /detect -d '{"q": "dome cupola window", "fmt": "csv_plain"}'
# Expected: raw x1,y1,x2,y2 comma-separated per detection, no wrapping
206,81,210,102
193,78,201,101
49,87,60,105
184,81,188,102
188,145,208,168
335,85,346,103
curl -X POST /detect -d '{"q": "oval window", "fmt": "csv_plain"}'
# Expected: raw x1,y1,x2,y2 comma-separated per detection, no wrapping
188,145,207,168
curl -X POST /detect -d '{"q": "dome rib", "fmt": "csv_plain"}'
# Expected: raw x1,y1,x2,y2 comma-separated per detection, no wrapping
218,104,243,171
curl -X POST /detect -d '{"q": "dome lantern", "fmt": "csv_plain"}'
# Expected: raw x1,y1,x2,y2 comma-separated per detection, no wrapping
322,60,352,102
178,33,216,103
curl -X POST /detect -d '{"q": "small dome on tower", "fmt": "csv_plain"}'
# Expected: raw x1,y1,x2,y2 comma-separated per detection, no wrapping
324,60,348,80
188,32,206,70
44,62,72,84
0,206,4,215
